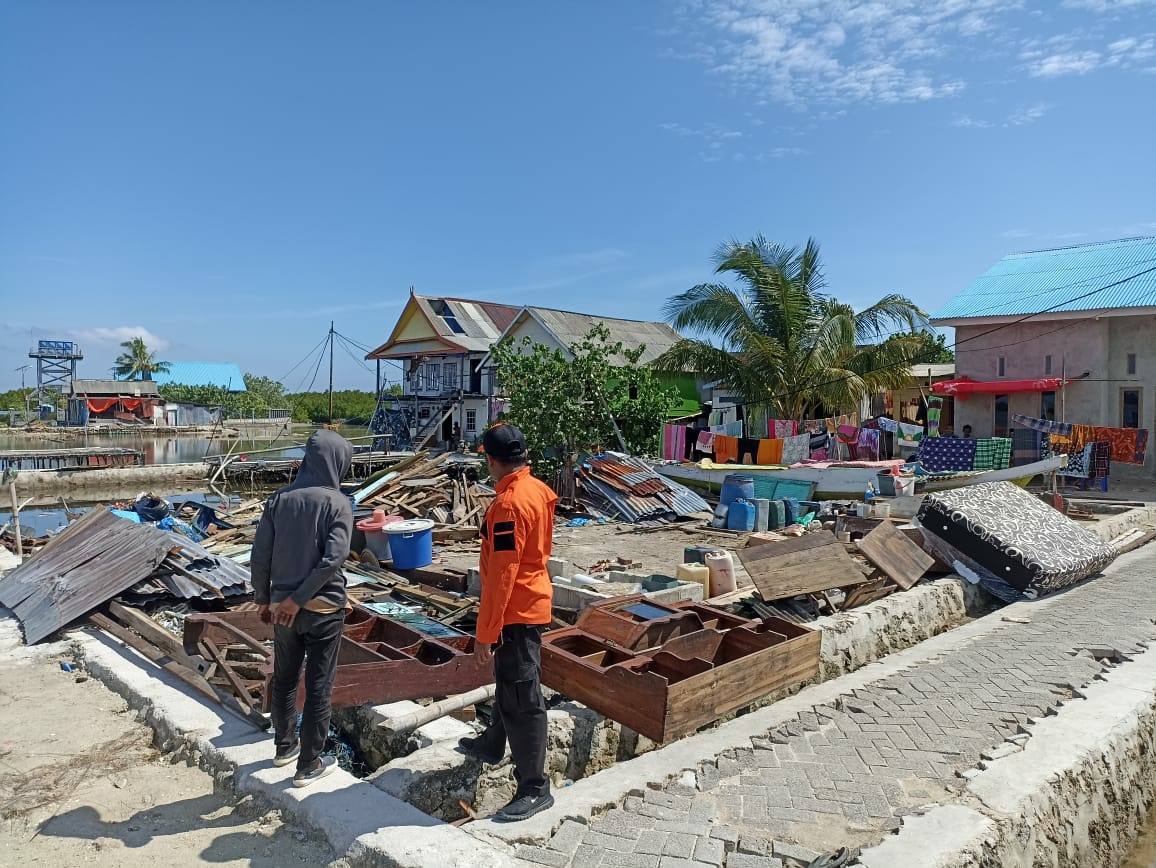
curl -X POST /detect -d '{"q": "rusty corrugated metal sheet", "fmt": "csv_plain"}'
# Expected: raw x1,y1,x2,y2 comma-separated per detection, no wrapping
576,452,709,522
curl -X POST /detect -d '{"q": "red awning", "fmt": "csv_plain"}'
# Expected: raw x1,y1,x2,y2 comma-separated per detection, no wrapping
931,376,1067,397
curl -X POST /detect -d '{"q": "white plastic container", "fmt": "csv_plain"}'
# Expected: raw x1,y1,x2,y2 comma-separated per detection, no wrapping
704,551,737,597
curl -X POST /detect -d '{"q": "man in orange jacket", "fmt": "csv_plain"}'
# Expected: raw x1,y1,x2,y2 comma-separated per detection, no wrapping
458,424,557,822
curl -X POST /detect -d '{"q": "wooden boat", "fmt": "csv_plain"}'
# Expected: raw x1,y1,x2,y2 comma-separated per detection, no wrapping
654,454,1067,499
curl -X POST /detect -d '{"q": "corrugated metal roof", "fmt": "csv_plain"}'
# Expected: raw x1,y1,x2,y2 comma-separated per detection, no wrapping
526,307,683,365
151,362,247,391
932,236,1156,322
72,378,160,396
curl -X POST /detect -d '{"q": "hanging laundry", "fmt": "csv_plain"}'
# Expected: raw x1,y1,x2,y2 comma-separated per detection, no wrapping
897,421,924,449
917,437,977,473
927,397,942,438
1010,414,1073,436
723,419,744,438
756,438,784,465
739,438,760,465
713,435,740,464
781,433,811,464
1090,426,1149,465
696,430,715,452
771,419,797,438
1058,442,1093,478
836,425,859,445
971,437,1012,471
856,428,880,461
662,424,687,461
1091,440,1111,479
875,417,899,433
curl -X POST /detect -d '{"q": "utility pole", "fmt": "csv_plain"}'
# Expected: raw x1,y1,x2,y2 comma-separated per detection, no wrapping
328,321,335,424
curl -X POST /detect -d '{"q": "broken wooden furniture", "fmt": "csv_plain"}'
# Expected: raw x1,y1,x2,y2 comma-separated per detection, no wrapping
541,596,820,743
738,529,867,603
856,520,934,592
182,603,492,712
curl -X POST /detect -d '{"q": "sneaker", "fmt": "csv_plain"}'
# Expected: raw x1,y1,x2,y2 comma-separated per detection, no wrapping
495,793,554,822
457,736,503,765
292,756,337,788
273,743,300,768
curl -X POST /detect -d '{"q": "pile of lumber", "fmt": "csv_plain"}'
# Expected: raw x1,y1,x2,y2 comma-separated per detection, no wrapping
354,452,494,532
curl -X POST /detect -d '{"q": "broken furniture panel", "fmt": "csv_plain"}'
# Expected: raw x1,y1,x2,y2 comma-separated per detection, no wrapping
738,530,866,602
541,596,820,742
182,603,492,712
856,520,934,590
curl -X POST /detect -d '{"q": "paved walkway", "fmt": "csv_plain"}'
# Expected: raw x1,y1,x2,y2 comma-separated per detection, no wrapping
514,548,1156,868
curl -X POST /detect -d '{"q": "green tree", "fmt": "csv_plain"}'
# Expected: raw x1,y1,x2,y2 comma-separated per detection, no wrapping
114,338,171,380
287,390,378,423
901,331,954,363
654,237,931,420
490,324,677,479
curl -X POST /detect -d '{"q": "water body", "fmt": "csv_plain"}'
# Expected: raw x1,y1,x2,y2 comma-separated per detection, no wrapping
0,424,369,465
1124,804,1156,868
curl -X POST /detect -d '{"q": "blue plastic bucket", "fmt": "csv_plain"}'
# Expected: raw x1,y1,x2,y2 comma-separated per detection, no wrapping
720,473,755,507
385,519,435,570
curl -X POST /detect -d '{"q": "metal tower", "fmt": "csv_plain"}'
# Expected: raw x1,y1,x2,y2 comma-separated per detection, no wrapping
29,339,83,409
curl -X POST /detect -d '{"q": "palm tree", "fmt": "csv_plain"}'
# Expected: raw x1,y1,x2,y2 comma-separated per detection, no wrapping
113,338,171,381
654,237,932,421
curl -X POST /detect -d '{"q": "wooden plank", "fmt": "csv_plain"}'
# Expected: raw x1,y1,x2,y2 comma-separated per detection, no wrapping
201,638,254,712
738,532,865,602
856,521,934,591
108,601,205,670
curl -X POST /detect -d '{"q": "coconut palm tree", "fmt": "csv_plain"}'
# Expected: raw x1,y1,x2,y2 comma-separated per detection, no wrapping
654,237,932,421
113,338,171,381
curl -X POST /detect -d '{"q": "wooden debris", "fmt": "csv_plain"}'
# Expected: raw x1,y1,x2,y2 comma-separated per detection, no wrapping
856,521,934,591
738,531,866,603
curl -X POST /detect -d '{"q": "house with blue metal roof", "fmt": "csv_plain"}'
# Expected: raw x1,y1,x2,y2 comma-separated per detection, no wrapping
932,236,1156,470
149,362,247,392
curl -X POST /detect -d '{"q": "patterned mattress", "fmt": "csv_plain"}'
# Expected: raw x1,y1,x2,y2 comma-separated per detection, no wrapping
917,481,1117,594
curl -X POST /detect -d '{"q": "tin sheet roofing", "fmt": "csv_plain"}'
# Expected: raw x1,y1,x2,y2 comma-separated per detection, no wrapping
932,236,1156,322
151,362,247,391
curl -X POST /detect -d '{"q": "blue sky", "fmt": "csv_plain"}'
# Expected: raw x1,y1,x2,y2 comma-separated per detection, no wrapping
2,1,1154,390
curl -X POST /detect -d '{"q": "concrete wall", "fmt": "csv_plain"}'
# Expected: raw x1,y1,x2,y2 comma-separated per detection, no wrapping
952,314,1152,472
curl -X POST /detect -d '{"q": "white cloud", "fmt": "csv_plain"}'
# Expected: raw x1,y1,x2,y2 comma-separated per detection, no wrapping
952,114,992,128
674,0,1155,107
1006,101,1052,124
72,326,169,351
1027,49,1102,76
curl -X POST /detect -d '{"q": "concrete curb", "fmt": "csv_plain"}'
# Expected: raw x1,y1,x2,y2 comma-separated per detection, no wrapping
71,628,514,868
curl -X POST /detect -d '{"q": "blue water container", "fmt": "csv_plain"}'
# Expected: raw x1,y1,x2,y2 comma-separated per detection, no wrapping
385,519,435,569
726,499,757,532
720,473,755,507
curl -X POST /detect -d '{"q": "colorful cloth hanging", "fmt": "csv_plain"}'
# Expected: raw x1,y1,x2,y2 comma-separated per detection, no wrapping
772,419,797,438
757,438,784,464
1010,414,1073,436
897,421,924,449
971,437,1012,471
1090,426,1149,465
696,429,715,452
917,437,977,473
927,397,942,438
714,435,740,464
723,420,744,438
781,433,811,464
875,417,899,433
661,424,687,460
855,429,880,461
86,398,118,413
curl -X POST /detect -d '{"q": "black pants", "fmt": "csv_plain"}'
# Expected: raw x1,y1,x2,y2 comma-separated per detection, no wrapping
475,624,549,798
271,609,344,772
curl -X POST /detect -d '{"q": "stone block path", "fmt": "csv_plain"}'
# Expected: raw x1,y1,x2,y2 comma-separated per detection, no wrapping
514,550,1156,867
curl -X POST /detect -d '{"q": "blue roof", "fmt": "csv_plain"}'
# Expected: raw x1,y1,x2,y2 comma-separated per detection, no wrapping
150,362,247,392
932,236,1156,322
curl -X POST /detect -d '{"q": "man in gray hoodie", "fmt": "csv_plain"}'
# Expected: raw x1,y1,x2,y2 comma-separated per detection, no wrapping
250,429,353,787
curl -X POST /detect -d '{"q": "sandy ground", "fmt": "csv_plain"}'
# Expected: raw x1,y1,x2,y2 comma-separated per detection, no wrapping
0,622,337,868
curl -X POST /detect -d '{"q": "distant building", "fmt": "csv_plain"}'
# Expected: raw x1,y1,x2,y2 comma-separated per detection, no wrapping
68,378,160,426
150,362,247,392
932,236,1156,471
366,292,694,447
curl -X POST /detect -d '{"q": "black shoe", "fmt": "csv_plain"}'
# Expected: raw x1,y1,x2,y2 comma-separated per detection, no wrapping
273,743,300,767
293,755,337,788
457,736,503,765
495,793,554,822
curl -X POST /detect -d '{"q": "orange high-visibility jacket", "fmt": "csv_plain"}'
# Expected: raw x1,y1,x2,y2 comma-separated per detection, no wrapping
476,466,558,645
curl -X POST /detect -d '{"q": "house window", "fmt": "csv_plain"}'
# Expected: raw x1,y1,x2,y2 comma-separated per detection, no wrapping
431,299,466,335
465,409,477,432
1041,390,1056,421
426,364,441,392
1127,353,1137,376
1044,355,1052,376
442,362,458,391
1122,388,1141,429
994,394,1009,436
419,406,431,420
997,356,1006,378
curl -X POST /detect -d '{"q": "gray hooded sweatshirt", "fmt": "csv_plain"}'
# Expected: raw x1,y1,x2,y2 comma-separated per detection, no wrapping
250,430,354,609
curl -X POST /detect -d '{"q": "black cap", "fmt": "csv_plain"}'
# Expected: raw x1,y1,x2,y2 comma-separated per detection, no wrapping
482,424,527,461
